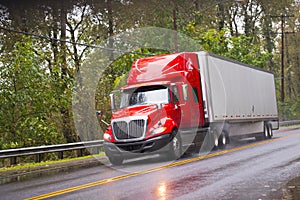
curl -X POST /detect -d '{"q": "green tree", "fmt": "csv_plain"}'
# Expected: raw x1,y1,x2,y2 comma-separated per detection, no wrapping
0,37,65,149
185,25,271,67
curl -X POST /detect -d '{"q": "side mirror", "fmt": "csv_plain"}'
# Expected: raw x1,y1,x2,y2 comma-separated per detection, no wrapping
110,93,116,112
96,110,109,126
96,110,103,124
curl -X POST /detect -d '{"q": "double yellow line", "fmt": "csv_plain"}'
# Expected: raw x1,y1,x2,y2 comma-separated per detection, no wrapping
26,132,300,200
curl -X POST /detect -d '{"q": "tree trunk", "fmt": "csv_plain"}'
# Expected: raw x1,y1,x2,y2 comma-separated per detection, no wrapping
217,4,225,31
60,3,76,143
107,0,114,62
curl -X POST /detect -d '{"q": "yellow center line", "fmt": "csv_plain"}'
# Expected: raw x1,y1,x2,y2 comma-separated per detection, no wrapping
25,132,300,200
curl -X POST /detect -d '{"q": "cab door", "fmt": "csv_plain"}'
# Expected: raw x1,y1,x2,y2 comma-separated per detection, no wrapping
171,83,203,129
169,83,190,129
177,83,192,128
178,83,203,129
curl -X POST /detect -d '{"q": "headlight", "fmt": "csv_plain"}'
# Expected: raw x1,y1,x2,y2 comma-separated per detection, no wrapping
103,133,112,142
151,127,167,135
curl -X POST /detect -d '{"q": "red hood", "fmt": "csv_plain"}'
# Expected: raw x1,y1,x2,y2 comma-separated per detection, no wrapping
112,104,158,119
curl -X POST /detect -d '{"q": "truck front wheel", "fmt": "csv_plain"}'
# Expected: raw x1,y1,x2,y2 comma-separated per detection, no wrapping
169,130,182,160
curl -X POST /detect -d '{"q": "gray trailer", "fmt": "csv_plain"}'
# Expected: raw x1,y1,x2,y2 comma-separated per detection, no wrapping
197,52,278,146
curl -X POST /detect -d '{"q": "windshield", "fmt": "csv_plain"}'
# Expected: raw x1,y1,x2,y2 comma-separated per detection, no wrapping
120,85,169,108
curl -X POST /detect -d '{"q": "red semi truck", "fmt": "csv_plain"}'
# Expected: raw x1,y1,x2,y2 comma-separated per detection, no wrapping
103,51,278,165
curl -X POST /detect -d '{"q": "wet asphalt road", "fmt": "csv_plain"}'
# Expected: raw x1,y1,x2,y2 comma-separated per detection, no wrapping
1,127,300,200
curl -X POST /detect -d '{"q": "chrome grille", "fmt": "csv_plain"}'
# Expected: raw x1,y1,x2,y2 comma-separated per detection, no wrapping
112,121,128,140
112,119,146,141
129,120,145,138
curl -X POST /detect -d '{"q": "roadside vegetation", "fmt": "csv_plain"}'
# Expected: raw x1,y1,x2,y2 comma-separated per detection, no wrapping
0,152,105,173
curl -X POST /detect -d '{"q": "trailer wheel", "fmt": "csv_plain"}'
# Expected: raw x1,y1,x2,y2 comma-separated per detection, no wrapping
264,123,269,139
169,130,182,160
218,131,227,149
267,124,273,139
108,155,124,165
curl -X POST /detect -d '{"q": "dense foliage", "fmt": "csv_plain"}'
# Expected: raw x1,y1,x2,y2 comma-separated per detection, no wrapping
0,0,299,150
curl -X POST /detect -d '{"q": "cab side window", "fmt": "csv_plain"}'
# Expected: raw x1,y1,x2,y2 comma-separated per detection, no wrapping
172,85,180,103
192,87,199,102
182,84,189,102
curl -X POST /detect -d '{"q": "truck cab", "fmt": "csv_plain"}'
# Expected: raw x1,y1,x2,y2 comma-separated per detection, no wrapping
103,53,205,165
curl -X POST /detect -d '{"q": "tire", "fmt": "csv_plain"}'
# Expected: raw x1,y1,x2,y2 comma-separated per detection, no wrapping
212,129,219,150
108,155,124,165
267,124,273,139
255,123,273,141
169,130,182,160
263,123,269,140
218,131,227,149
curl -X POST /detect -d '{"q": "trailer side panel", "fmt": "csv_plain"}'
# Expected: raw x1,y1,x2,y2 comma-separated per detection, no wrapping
198,52,278,123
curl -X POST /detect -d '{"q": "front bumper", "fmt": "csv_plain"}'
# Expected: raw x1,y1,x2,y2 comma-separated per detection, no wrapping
104,134,172,158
